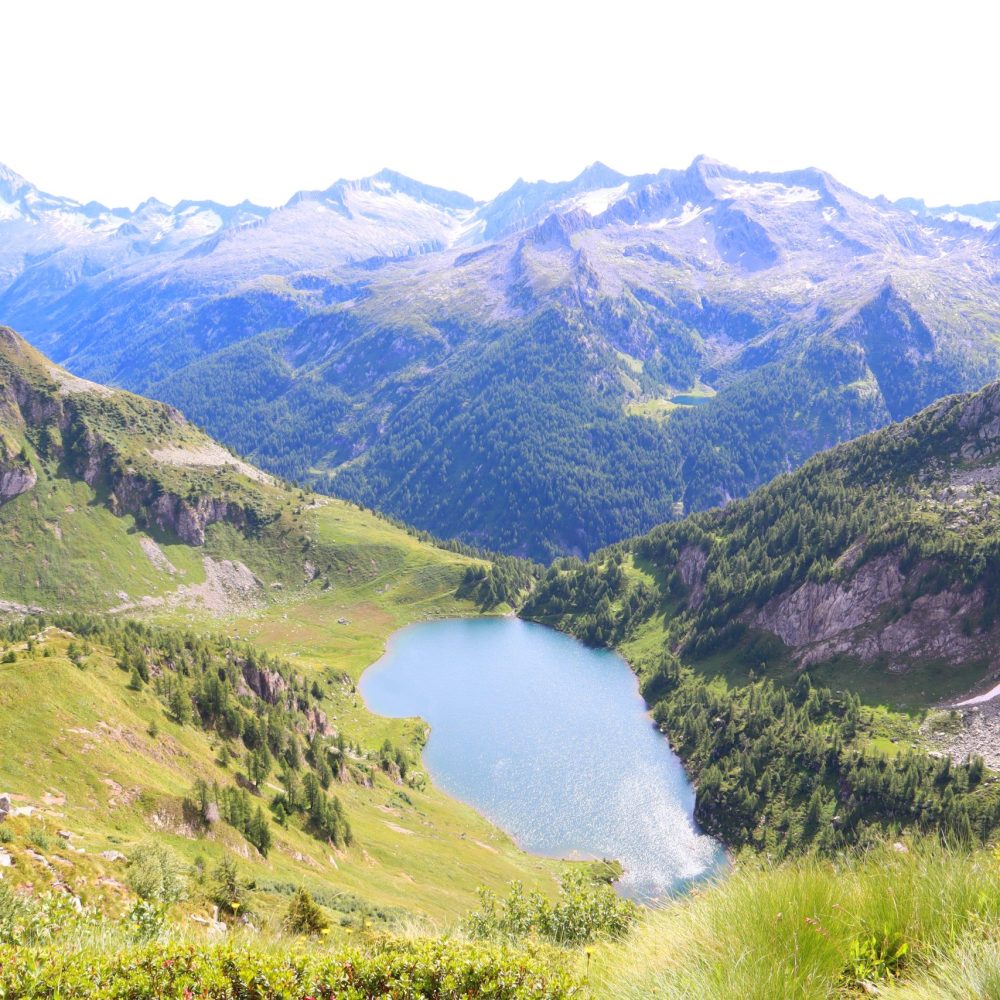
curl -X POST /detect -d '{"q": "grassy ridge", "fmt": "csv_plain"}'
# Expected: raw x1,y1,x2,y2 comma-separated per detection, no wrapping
0,576,564,926
591,841,1000,999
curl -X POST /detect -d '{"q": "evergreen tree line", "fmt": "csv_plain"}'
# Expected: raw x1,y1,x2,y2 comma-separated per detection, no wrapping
644,657,998,855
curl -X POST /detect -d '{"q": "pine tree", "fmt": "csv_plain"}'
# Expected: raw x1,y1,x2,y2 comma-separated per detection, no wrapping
283,887,329,935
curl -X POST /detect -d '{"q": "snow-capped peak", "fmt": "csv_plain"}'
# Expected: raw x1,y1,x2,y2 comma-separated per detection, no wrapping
0,162,34,203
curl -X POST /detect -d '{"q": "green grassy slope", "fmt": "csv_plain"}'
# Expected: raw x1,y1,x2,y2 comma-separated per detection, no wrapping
0,625,560,926
0,327,564,923
590,840,1000,1000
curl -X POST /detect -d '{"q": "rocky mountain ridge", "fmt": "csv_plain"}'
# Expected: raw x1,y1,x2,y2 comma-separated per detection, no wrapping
0,327,270,545
4,156,1000,558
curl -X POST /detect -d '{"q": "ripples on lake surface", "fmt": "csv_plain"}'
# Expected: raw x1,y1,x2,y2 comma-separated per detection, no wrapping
360,617,723,901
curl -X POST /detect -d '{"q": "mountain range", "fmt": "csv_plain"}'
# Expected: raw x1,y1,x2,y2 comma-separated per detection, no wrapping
3,156,1000,559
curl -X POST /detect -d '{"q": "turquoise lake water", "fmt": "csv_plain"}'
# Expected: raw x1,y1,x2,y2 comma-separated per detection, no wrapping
359,617,723,900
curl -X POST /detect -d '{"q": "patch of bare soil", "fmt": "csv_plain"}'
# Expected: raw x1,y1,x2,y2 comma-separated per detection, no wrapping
148,442,273,484
112,557,263,617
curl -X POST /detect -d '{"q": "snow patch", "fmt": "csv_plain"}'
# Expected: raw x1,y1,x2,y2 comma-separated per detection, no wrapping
717,179,821,206
647,202,710,228
939,211,997,231
559,183,630,217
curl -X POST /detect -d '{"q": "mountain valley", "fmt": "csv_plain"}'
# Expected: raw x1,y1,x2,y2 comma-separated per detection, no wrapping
5,157,1000,558
4,150,1000,998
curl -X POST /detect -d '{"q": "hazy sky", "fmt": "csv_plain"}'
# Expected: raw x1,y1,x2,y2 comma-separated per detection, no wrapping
3,0,997,209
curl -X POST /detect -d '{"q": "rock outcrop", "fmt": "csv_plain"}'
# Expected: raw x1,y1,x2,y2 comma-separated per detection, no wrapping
240,659,289,705
749,553,990,670
0,457,35,502
0,326,260,545
110,476,246,545
677,545,708,609
957,380,1000,461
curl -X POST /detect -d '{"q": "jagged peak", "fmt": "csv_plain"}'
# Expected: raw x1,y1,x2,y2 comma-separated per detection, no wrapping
688,154,726,174
571,161,627,188
0,161,34,202
288,168,477,212
134,196,170,213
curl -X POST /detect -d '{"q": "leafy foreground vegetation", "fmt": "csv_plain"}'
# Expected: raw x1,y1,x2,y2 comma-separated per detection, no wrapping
0,938,577,999
3,837,1000,997
464,872,636,947
0,864,630,997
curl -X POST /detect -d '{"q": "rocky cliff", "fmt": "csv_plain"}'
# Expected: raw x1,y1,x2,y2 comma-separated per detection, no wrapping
747,553,990,670
0,326,265,545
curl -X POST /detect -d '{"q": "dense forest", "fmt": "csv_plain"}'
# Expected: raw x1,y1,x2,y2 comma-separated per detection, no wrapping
520,377,1000,855
642,654,996,853
157,308,896,561
524,375,1000,646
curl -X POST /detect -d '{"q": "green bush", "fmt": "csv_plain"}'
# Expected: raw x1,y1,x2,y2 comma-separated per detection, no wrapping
0,939,579,998
126,841,188,904
209,856,250,919
0,888,102,947
27,824,52,850
465,871,636,946
284,887,329,936
0,882,29,944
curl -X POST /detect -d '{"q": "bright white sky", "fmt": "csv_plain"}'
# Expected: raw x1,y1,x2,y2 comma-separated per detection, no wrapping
3,0,997,209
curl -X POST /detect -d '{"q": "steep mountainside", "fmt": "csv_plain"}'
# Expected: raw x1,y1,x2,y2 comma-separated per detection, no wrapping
525,376,1000,703
4,158,1000,558
0,328,562,920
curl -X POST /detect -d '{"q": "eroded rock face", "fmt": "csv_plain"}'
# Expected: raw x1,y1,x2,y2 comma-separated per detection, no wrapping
0,459,36,502
749,553,989,669
1,345,255,545
240,660,289,705
958,382,1000,461
304,705,330,738
752,554,904,649
677,545,708,609
107,471,247,546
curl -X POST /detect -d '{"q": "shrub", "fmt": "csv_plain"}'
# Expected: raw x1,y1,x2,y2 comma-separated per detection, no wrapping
125,899,167,942
0,939,578,998
126,841,188,904
209,856,249,919
27,824,52,850
283,887,329,936
0,882,29,944
465,870,636,946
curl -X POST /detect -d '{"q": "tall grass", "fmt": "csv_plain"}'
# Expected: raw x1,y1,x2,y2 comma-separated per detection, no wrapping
591,841,1000,999
883,938,1000,999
